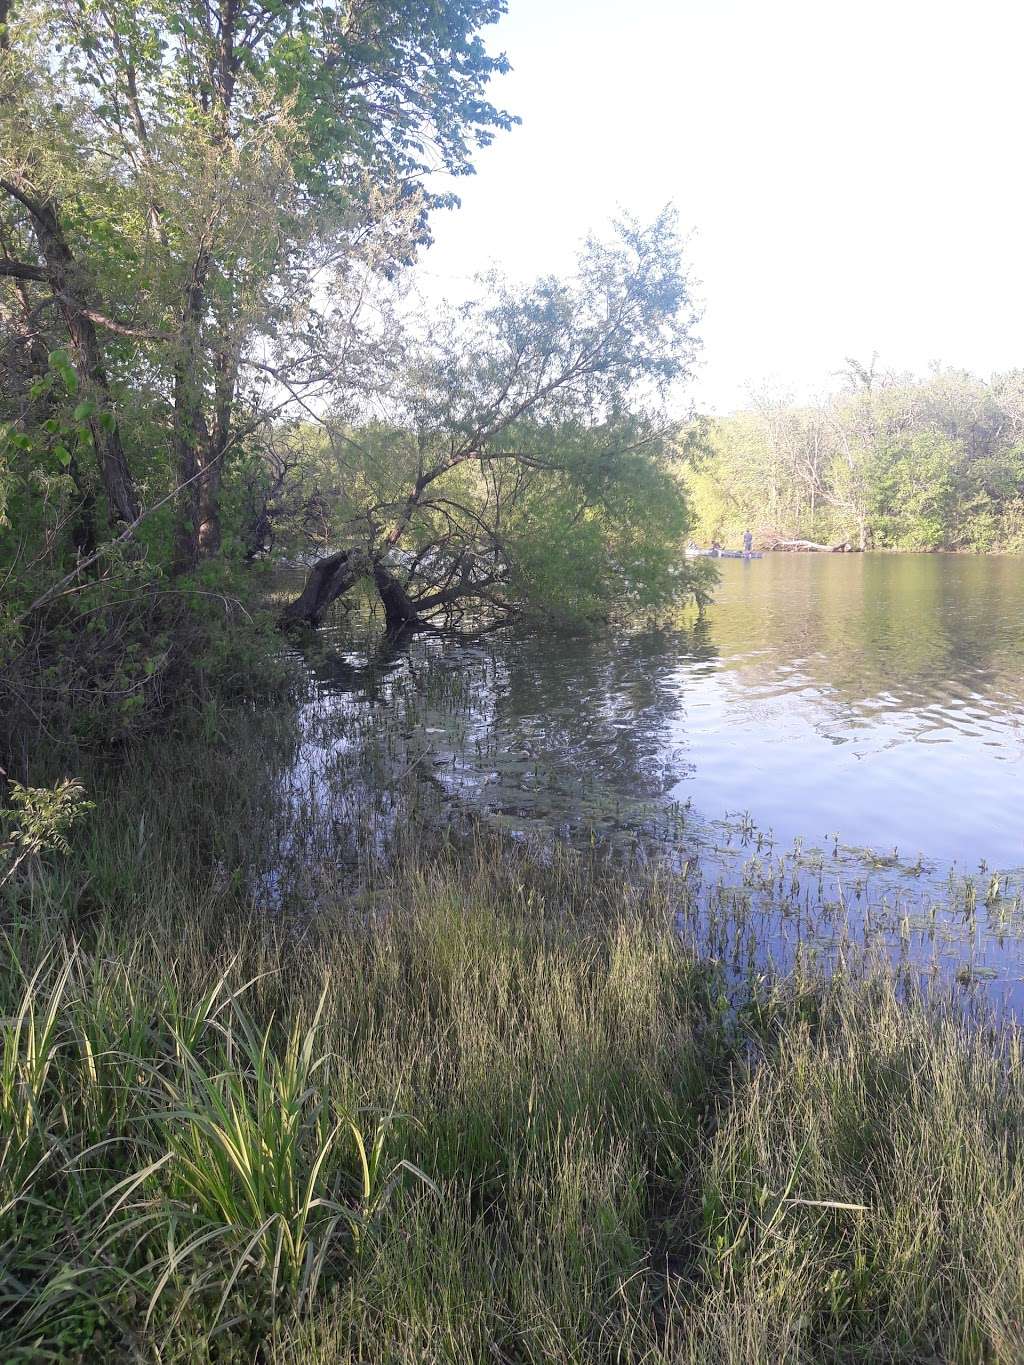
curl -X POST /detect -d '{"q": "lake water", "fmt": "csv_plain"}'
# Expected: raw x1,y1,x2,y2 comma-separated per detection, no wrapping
653,553,1024,870
282,553,1024,1007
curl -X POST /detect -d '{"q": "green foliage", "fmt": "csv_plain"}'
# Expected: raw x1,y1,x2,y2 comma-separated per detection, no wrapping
0,0,518,600
0,564,295,777
687,367,1024,552
307,212,706,624
498,421,698,620
1,0,704,644
0,778,93,890
869,431,959,549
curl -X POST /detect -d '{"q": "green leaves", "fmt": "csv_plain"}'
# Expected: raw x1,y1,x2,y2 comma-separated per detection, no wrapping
48,350,78,396
0,778,94,890
690,367,1024,552
0,388,103,475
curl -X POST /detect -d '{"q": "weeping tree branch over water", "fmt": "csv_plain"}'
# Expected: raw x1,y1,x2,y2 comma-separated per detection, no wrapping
280,210,710,630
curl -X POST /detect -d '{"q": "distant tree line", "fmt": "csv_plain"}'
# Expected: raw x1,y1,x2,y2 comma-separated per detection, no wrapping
687,360,1024,551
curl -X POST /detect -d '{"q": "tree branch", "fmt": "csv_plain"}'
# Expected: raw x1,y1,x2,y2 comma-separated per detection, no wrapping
0,257,46,281
0,177,49,223
74,305,172,340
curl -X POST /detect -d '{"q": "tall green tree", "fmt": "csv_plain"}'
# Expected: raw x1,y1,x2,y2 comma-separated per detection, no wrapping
0,0,513,567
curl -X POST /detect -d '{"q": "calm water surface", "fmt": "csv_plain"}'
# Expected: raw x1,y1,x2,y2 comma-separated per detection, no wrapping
658,553,1024,869
285,553,1024,1005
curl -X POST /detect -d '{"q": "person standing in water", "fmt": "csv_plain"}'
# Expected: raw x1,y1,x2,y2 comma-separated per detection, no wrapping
742,529,753,559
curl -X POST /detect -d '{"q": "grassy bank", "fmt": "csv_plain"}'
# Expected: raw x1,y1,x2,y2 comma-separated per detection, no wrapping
3,682,1024,1361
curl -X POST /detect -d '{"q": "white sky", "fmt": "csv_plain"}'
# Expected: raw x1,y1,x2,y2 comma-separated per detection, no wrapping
416,0,1024,414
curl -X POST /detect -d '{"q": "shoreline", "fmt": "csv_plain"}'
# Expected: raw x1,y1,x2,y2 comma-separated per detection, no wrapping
4,654,1024,1358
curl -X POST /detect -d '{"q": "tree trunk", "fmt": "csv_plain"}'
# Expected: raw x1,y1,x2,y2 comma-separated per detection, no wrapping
171,250,212,574
197,340,238,560
10,185,140,526
373,563,422,632
196,454,222,558
279,550,372,628
1,228,99,553
280,553,425,633
67,452,97,556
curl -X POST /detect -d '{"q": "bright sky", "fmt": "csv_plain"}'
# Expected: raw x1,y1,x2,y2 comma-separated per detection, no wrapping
417,0,1024,414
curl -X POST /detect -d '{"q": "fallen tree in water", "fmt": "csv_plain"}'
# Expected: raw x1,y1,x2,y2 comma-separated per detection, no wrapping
278,215,712,633
279,549,430,633
279,550,372,628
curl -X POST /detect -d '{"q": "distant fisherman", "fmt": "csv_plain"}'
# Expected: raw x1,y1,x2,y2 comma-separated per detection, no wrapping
742,529,753,560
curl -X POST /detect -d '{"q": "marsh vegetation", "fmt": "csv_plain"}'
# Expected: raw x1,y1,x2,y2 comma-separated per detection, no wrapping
5,676,1024,1362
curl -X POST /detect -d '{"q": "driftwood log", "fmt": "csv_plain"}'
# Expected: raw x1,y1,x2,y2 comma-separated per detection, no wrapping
765,538,858,553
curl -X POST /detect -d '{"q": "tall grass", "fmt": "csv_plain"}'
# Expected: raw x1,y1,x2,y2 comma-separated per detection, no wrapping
3,699,1024,1360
